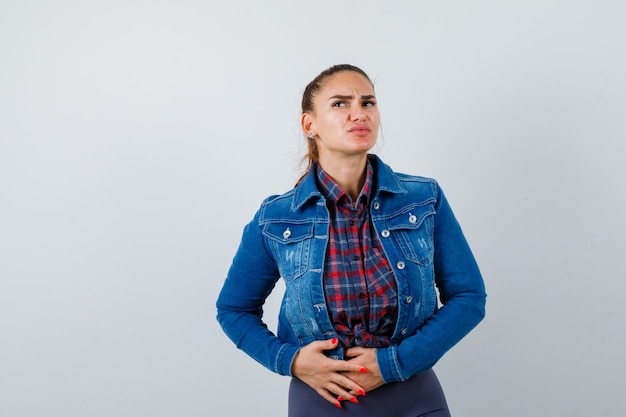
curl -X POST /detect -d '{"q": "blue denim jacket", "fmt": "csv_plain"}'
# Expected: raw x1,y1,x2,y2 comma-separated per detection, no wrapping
216,155,486,383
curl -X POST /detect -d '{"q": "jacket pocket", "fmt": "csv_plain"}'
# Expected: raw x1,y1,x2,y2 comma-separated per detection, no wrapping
387,203,435,266
263,222,313,281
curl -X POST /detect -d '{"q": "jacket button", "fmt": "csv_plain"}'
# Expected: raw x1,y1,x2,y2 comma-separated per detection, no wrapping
408,214,417,224
401,328,408,335
373,202,380,210
381,230,390,238
283,228,291,239
405,295,413,303
396,261,405,270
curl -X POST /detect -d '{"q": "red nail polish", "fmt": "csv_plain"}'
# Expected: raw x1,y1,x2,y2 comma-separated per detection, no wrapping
350,397,359,404
359,367,368,373
334,401,342,409
331,337,337,344
357,389,366,396
337,396,343,402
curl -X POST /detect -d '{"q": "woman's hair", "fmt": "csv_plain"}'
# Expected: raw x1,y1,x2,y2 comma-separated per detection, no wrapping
298,64,374,181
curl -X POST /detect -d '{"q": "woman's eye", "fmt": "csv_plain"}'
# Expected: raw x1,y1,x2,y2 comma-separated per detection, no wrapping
363,100,376,107
332,101,346,107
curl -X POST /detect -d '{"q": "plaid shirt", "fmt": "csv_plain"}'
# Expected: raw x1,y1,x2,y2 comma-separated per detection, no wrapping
316,160,398,348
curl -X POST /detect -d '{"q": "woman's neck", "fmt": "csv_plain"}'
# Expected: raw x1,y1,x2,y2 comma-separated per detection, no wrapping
318,154,368,201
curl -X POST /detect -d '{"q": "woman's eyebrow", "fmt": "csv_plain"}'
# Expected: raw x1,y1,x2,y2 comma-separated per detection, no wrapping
328,94,376,100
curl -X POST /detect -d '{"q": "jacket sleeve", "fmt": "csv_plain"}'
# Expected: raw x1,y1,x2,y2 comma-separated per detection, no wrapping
216,204,300,376
377,184,487,382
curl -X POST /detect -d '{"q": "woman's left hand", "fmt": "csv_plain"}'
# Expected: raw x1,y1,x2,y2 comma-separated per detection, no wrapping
343,347,385,393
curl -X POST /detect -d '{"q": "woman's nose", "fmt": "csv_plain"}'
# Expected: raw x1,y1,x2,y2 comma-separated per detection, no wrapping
351,107,366,121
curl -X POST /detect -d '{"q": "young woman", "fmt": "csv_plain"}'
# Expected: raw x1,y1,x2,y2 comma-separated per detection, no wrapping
216,64,486,416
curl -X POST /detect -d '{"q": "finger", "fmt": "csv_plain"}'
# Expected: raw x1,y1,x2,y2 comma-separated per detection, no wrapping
309,337,339,353
324,380,362,405
330,375,366,399
324,337,339,350
345,346,366,357
316,387,344,409
334,360,369,374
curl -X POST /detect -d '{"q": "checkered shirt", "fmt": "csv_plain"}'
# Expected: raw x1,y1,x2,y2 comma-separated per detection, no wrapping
316,160,398,348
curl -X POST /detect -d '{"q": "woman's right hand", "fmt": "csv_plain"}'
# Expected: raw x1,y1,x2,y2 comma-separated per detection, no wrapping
291,338,368,408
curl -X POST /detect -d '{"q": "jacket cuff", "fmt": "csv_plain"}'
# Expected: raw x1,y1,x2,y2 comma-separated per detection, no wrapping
277,344,301,376
376,345,406,383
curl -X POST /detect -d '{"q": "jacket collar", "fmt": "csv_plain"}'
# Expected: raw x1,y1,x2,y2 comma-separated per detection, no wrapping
292,154,406,211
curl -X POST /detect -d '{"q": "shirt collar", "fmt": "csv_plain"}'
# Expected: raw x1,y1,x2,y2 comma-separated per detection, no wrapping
315,158,374,208
291,155,406,211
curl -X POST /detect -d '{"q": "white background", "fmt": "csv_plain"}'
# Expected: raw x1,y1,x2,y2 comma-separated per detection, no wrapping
1,1,625,416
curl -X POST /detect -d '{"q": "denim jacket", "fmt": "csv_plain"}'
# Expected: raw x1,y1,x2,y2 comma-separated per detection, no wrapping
216,155,486,383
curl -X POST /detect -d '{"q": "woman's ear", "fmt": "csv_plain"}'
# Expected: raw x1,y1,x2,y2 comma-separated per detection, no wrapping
301,113,315,136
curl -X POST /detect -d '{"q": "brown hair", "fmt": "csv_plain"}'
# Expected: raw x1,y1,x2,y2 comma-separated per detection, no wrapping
297,64,374,183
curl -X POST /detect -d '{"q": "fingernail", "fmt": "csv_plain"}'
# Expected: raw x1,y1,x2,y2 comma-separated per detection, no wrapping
337,396,343,402
334,401,342,409
357,389,366,396
359,367,368,373
350,397,359,404
331,337,337,344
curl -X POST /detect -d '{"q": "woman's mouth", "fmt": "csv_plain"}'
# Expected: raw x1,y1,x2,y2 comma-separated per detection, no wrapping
348,125,371,135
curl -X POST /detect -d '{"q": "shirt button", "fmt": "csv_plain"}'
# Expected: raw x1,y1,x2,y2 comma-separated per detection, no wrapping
283,228,291,239
381,230,390,238
408,214,417,224
373,202,380,210
405,295,413,303
396,261,405,270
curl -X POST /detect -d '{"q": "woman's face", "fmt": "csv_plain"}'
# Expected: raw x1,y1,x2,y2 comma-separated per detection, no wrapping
303,71,380,161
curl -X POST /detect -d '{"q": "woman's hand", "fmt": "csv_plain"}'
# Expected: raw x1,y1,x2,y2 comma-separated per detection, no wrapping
344,346,385,393
291,338,369,408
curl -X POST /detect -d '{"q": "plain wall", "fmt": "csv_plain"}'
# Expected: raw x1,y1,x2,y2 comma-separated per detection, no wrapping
1,1,625,416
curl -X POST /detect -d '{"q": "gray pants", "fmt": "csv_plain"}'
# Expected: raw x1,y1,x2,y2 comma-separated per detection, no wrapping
288,368,451,417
